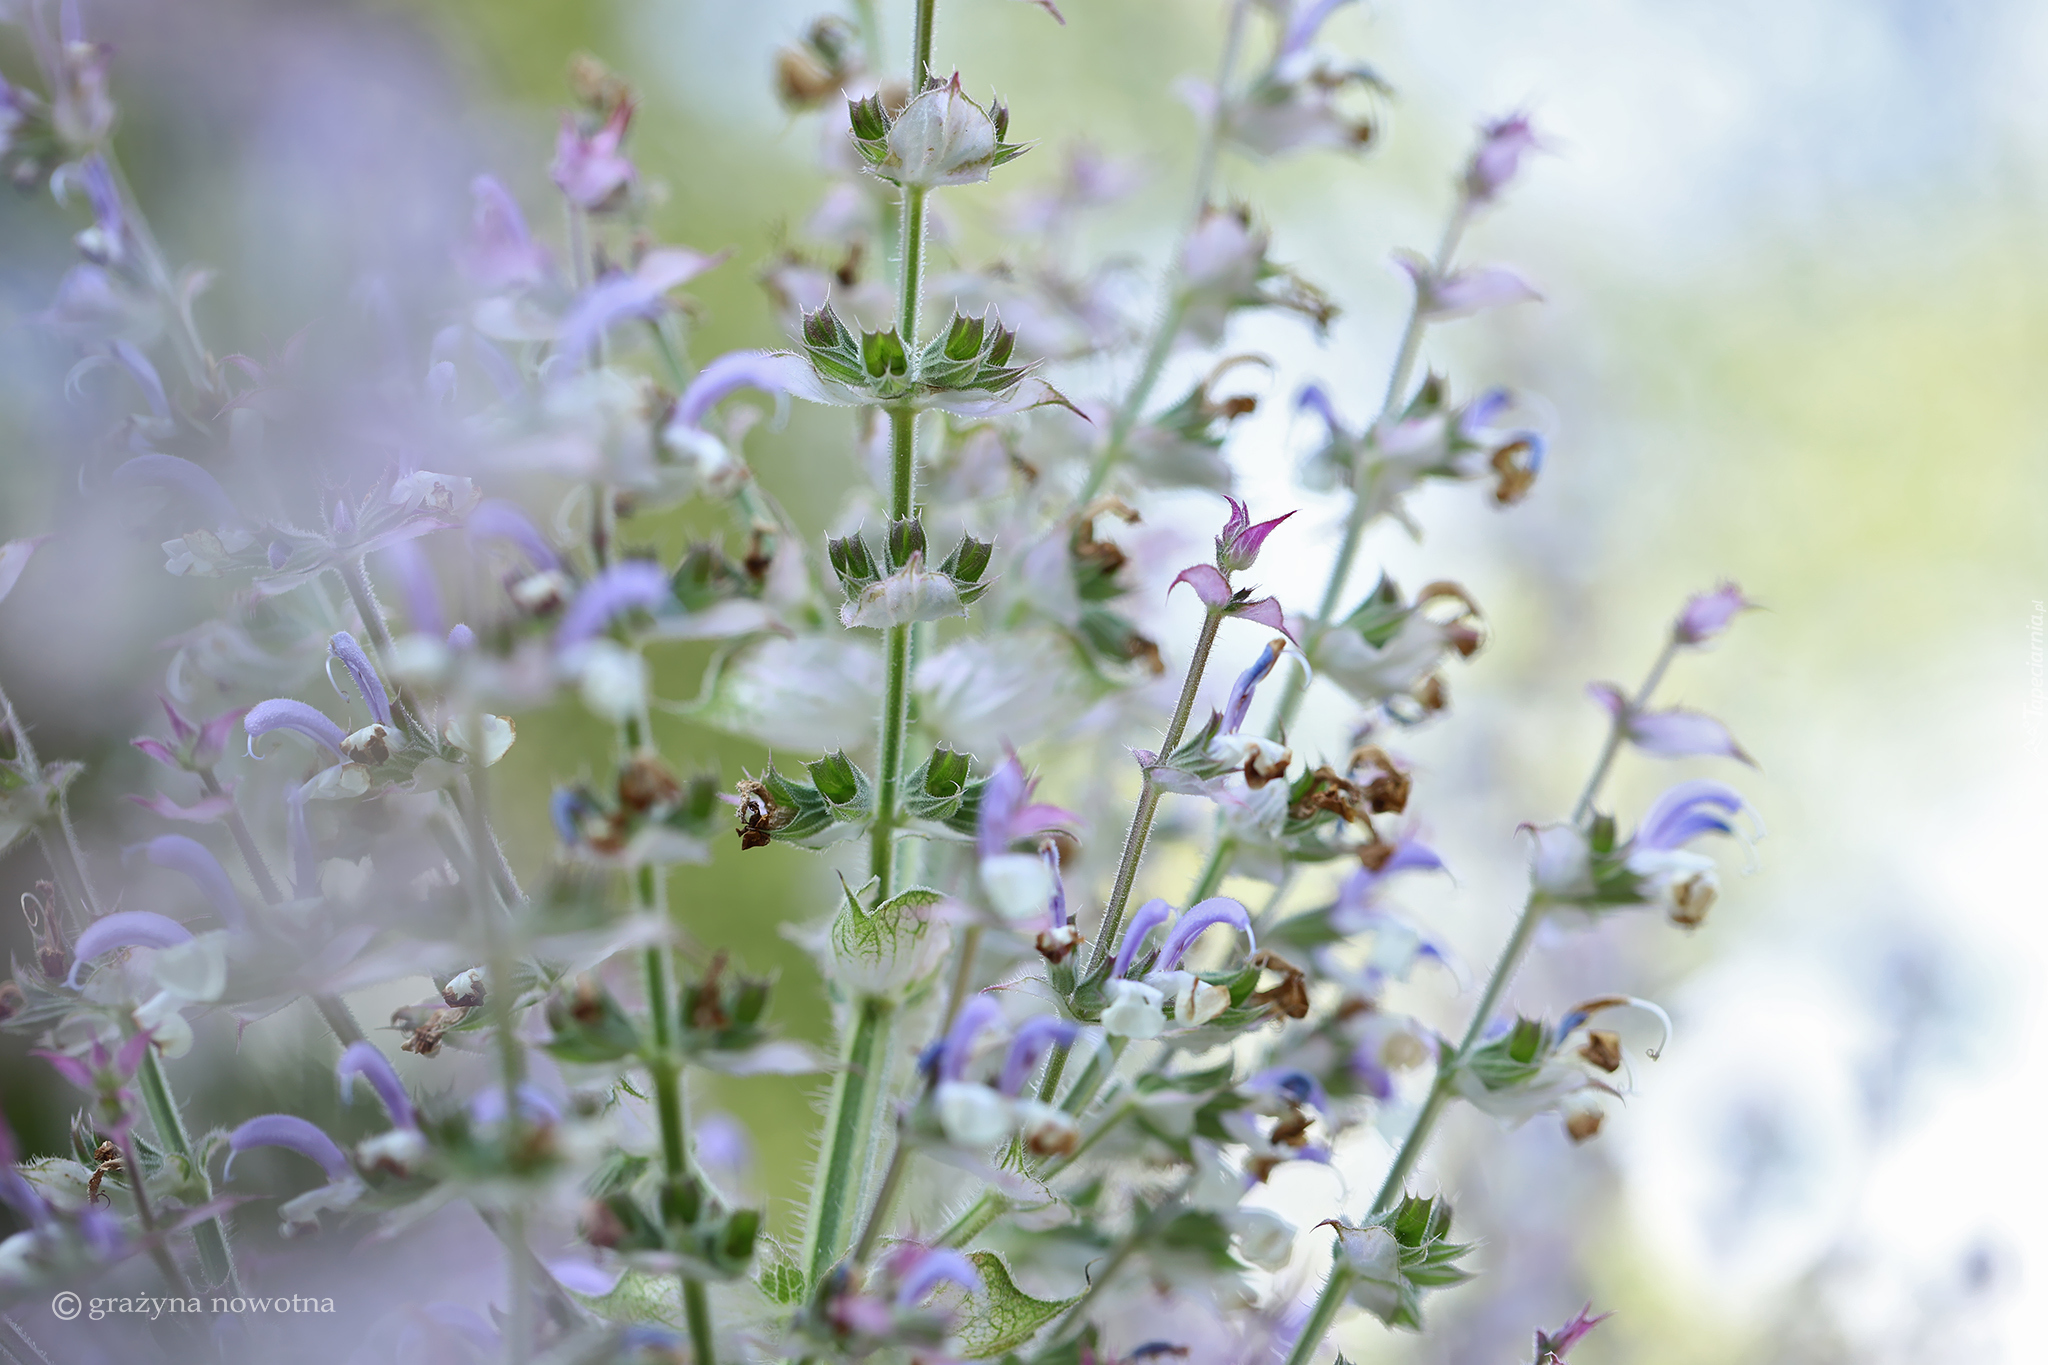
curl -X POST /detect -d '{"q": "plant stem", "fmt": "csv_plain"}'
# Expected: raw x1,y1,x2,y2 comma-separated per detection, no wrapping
135,1048,238,1294
1081,606,1226,978
1266,208,1470,735
1077,0,1251,501
1278,639,1678,1365
803,996,895,1286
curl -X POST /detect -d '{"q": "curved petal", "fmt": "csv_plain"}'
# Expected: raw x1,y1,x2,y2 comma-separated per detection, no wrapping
936,994,1004,1082
328,632,392,727
65,911,194,988
226,1114,351,1183
245,699,346,759
467,499,560,572
997,1015,1079,1096
894,1246,982,1307
337,1041,417,1130
1155,896,1254,971
672,349,815,430
1634,779,1753,852
112,454,242,530
1169,563,1231,609
555,560,673,648
135,834,249,933
1111,898,1176,979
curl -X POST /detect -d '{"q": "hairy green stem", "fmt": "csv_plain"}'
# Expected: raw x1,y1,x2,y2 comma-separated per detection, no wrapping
1081,605,1226,978
1077,0,1251,501
135,1049,236,1294
804,997,895,1286
1280,638,1678,1365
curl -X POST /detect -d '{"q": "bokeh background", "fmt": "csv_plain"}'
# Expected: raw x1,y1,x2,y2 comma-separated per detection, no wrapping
3,0,2044,1361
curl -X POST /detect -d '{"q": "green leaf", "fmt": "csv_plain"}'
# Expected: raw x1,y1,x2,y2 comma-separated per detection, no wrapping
948,1251,1078,1358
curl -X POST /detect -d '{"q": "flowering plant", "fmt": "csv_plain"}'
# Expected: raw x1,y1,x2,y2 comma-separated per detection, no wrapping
0,3,1761,1364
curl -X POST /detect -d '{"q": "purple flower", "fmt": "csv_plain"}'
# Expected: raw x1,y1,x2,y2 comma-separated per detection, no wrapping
460,175,551,289
382,539,446,637
1533,1303,1612,1363
245,698,347,759
935,994,1005,1082
111,454,244,532
226,1114,352,1183
1674,582,1755,645
1330,838,1449,934
892,1245,982,1308
673,349,814,431
0,1112,52,1228
468,1084,562,1127
1215,497,1293,574
468,499,561,572
329,631,393,728
1243,1066,1330,1116
551,101,637,211
1155,897,1254,971
1044,843,1067,928
1280,0,1355,56
1632,779,1755,852
975,754,1077,859
555,559,674,648
1222,637,1289,735
1396,254,1542,320
125,790,235,823
1111,898,1176,978
64,910,194,989
133,835,248,933
1465,113,1543,206
337,1042,417,1130
1168,565,1297,640
555,247,725,361
1589,684,1755,765
1171,563,1232,609
997,1016,1079,1095
134,697,247,772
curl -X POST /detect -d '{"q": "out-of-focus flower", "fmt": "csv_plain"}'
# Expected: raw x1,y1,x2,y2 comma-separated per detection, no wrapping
551,100,637,211
976,754,1077,919
1532,1303,1612,1363
1176,204,1336,343
1588,682,1755,765
459,175,551,289
1674,581,1756,645
555,247,728,362
1464,113,1543,206
1396,252,1542,319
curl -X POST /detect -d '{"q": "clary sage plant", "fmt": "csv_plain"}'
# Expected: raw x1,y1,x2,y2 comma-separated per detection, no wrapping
0,2,1762,1363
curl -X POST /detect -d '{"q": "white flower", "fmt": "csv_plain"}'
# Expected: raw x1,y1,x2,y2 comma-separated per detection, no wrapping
302,762,372,799
319,856,374,905
1227,1207,1298,1271
839,555,967,630
133,990,193,1058
1316,613,1449,702
152,931,228,1002
443,713,516,765
1335,1225,1406,1319
877,76,1006,188
279,1178,367,1236
1102,979,1166,1039
1150,970,1231,1028
356,1129,430,1177
980,851,1054,921
1014,1100,1081,1157
387,633,452,687
936,1080,1014,1148
561,638,649,722
1527,824,1593,900
388,470,479,517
